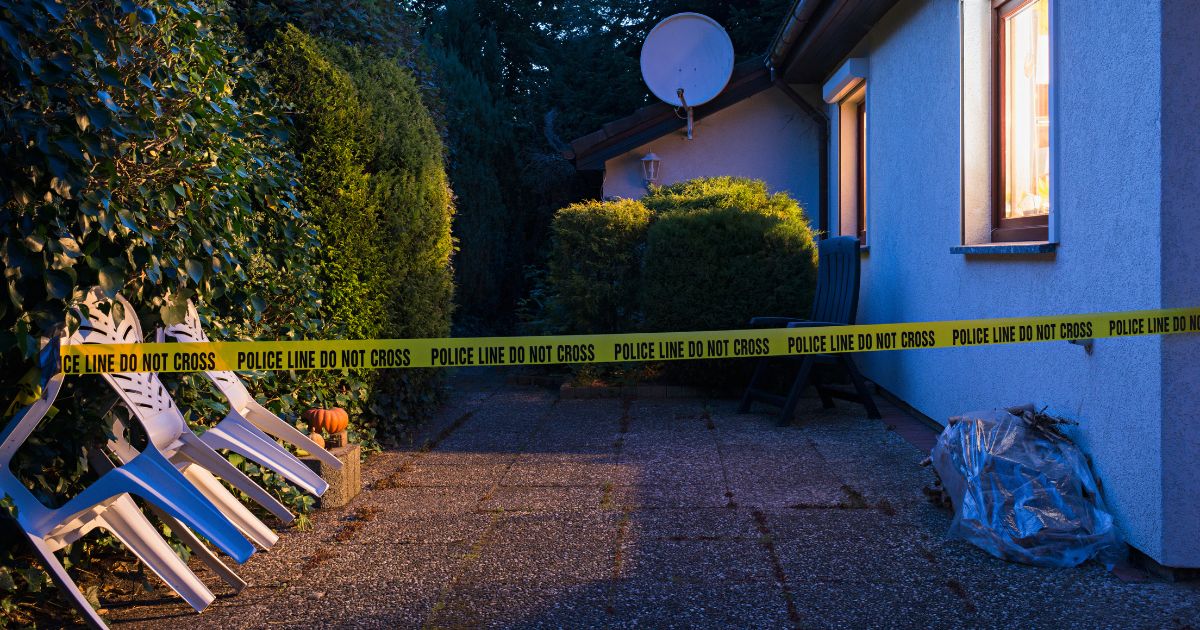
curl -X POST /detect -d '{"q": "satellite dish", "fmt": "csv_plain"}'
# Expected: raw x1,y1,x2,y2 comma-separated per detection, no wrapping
640,12,734,139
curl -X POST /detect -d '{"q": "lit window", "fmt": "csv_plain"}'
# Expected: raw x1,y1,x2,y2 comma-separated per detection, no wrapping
994,0,1050,242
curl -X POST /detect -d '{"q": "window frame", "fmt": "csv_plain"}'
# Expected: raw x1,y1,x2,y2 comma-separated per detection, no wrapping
991,0,1050,243
855,99,867,244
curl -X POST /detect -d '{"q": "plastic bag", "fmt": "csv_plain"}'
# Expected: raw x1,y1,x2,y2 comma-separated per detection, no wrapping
931,405,1124,568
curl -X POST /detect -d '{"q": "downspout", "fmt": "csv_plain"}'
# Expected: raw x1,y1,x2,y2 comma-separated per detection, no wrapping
774,78,831,239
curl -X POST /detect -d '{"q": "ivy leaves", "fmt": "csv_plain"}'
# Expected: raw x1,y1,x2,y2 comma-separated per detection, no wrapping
0,0,299,351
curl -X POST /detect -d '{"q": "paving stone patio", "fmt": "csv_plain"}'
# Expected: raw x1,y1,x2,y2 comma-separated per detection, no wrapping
102,368,1200,629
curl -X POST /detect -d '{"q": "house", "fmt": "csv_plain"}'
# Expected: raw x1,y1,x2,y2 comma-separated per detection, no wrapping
569,0,1200,571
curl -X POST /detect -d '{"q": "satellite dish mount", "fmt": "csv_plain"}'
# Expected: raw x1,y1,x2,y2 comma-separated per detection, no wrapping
640,13,734,141
675,88,694,139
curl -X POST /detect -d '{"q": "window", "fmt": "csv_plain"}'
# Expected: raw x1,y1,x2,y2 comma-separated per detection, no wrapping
822,58,868,247
993,0,1050,242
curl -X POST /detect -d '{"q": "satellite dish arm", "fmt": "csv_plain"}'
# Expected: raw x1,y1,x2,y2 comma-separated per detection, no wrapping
677,88,693,140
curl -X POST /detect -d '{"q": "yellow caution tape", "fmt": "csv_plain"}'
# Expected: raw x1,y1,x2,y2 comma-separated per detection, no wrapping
59,307,1200,375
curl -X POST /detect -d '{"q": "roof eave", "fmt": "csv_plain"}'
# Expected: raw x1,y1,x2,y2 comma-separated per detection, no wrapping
570,58,774,171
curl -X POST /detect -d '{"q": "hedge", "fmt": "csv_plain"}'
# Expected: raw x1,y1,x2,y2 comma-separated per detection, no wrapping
641,177,818,335
539,177,817,386
319,41,455,428
547,199,650,334
0,1,323,624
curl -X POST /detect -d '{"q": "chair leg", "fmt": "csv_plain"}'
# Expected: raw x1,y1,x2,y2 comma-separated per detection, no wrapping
99,496,216,612
779,356,816,427
175,433,295,524
180,464,280,550
201,417,329,497
23,534,108,630
841,355,882,419
148,506,247,593
815,370,836,410
63,449,255,564
738,357,770,413
243,402,342,470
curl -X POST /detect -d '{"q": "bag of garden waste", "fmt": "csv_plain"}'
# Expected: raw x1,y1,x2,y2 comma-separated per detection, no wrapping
931,405,1124,568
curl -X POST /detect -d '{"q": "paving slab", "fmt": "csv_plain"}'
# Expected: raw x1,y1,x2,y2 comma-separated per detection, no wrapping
95,372,1200,629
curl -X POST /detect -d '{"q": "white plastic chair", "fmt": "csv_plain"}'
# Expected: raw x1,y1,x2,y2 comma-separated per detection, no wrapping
0,340,254,630
69,289,288,550
160,300,341,495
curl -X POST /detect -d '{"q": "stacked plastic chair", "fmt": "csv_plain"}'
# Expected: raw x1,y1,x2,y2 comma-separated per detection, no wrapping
0,340,254,630
0,288,343,628
70,290,293,551
159,299,342,490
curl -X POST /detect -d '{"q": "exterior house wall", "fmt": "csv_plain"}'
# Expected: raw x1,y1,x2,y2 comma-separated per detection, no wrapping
603,88,822,217
1158,0,1200,567
821,0,1185,564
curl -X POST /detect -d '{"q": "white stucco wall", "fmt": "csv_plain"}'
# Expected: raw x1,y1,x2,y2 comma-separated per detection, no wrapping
1158,1,1200,567
603,88,822,219
820,0,1188,564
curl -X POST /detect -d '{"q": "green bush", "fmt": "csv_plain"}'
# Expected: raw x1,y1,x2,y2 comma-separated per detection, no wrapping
623,177,816,386
266,28,456,440
320,41,455,428
266,25,385,340
547,199,650,334
0,1,328,624
641,177,818,335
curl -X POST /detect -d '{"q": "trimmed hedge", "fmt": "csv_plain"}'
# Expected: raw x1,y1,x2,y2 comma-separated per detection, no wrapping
547,199,650,334
641,177,818,334
266,26,385,341
540,177,817,386
320,41,455,427
266,27,455,440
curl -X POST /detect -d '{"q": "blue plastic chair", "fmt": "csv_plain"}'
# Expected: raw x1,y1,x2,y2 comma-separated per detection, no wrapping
0,340,254,630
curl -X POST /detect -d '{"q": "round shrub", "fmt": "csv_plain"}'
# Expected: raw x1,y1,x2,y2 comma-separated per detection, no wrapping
547,199,650,334
641,178,818,382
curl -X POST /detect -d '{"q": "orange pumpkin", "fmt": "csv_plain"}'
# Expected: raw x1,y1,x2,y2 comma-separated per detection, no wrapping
304,407,348,434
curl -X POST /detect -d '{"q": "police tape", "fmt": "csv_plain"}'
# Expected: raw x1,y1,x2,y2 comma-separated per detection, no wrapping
58,307,1200,375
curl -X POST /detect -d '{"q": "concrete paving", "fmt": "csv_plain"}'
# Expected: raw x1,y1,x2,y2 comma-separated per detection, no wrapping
101,369,1200,629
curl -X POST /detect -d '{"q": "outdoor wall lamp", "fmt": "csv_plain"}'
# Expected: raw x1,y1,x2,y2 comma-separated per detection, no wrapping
641,151,661,188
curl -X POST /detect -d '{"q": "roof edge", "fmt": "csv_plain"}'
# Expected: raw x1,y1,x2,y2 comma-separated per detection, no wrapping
569,57,774,170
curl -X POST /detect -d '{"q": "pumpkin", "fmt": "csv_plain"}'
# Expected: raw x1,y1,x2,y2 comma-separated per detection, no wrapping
304,407,348,434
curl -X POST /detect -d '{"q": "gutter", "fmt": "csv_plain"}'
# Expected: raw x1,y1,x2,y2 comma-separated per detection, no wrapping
769,0,822,70
774,78,831,240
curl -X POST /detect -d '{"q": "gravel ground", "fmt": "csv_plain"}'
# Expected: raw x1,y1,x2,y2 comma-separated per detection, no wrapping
94,368,1200,629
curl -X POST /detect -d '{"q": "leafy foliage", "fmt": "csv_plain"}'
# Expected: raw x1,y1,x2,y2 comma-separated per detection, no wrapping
319,40,455,429
0,0,297,353
265,25,384,341
546,199,650,334
641,177,818,335
0,0,323,624
535,177,817,385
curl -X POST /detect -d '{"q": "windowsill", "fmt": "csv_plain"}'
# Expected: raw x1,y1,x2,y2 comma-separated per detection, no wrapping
950,241,1057,255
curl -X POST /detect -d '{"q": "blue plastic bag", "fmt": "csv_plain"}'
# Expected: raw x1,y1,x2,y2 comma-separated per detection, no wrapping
931,406,1124,568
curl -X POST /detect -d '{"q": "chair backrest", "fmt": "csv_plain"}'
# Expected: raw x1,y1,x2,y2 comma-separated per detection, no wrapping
161,301,253,411
68,289,187,451
809,236,862,325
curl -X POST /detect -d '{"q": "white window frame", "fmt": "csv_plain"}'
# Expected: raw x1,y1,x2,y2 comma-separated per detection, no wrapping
960,0,1058,246
824,58,870,247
